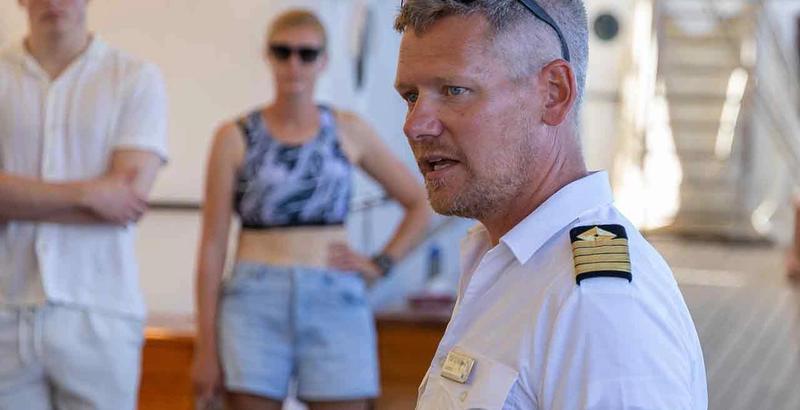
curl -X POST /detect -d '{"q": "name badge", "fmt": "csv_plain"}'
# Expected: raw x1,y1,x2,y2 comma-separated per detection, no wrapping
440,350,475,384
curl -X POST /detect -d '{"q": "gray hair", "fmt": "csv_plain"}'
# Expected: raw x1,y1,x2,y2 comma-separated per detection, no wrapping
395,0,589,122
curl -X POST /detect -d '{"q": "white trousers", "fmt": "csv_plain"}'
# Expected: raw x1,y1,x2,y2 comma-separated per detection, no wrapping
0,303,143,410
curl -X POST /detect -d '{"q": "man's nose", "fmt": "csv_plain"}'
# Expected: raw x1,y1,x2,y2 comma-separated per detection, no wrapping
403,97,443,142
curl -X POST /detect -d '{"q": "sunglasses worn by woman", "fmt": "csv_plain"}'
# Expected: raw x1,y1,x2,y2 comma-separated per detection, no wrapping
268,43,323,64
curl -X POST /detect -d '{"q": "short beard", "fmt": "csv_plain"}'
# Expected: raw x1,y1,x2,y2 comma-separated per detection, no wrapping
427,142,533,220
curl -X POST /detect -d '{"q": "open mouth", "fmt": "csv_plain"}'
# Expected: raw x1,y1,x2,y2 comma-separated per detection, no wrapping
420,155,460,176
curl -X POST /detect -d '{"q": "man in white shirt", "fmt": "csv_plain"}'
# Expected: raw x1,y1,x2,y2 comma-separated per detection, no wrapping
0,1,167,409
394,1,707,409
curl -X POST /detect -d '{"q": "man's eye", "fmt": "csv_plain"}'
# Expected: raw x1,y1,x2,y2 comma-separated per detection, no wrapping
404,92,418,103
445,86,468,96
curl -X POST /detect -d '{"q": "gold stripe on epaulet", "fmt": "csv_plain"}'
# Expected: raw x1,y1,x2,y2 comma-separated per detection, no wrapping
573,245,629,257
574,253,630,265
571,238,629,249
575,262,632,275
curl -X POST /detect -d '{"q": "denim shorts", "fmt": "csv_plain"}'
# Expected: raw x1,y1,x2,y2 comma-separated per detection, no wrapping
218,262,379,401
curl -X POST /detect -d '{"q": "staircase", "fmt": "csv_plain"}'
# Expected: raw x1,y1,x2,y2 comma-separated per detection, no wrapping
657,1,759,238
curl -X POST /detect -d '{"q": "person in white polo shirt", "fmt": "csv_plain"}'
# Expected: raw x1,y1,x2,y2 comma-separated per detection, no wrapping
393,0,707,408
0,1,167,409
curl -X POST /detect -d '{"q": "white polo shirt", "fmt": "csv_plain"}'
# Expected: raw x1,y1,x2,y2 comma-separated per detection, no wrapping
0,37,168,319
416,172,707,409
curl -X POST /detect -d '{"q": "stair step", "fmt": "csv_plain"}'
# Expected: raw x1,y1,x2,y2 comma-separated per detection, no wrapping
679,185,737,208
662,8,751,38
680,172,735,187
669,102,725,123
662,35,735,49
680,158,736,184
662,41,741,59
660,63,738,76
665,92,728,104
675,147,719,160
660,45,741,67
671,118,720,130
672,137,725,155
663,0,751,16
665,75,732,99
671,119,720,130
673,139,719,157
669,105,725,124
663,24,731,41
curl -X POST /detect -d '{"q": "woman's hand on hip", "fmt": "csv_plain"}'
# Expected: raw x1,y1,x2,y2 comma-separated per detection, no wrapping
328,242,382,285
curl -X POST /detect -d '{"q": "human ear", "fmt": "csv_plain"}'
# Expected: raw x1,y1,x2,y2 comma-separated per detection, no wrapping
539,60,577,126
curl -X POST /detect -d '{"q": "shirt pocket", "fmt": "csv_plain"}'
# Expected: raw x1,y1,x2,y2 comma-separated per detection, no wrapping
420,347,519,410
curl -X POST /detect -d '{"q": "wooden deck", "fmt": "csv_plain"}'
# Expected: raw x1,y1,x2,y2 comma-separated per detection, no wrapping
654,236,800,410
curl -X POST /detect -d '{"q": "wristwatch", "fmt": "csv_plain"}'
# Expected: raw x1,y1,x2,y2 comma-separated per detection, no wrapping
371,253,395,277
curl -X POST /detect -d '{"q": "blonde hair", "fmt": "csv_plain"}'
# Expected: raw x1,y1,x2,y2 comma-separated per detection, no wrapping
267,9,327,48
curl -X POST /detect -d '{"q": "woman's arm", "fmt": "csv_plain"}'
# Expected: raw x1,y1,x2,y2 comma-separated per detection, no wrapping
332,112,430,279
192,122,245,401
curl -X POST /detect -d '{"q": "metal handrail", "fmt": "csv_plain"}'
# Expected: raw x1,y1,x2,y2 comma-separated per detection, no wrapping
755,0,800,95
703,0,800,235
747,2,800,179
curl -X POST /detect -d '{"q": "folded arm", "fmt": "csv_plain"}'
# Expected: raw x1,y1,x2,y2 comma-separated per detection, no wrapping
0,149,163,225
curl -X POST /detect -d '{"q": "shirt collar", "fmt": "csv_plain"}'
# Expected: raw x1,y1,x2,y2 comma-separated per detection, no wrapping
500,171,614,265
10,35,105,79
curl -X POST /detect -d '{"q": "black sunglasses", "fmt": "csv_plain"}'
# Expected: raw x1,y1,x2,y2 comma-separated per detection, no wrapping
269,44,323,63
400,0,571,62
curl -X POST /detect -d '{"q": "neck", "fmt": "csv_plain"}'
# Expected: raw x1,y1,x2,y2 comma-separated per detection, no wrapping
269,92,318,125
25,28,90,79
481,131,588,246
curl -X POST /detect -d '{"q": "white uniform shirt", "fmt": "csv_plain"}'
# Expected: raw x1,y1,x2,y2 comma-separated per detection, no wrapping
416,172,707,410
0,37,168,318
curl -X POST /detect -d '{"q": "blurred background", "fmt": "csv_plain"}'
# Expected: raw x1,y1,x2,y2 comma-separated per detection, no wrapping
3,0,800,408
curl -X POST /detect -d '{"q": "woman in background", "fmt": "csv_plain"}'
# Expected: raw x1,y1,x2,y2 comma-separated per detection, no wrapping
191,9,429,410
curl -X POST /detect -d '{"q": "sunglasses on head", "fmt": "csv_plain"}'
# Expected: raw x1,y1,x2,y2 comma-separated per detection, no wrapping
269,44,323,63
400,0,571,62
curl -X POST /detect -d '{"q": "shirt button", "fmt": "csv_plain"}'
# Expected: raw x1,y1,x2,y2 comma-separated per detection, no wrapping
459,391,468,402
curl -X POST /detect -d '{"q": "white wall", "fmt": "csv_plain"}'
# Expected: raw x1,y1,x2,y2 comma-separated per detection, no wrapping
1,0,373,203
582,0,634,171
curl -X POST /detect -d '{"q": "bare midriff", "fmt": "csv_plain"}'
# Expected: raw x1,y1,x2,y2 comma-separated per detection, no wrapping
235,225,348,269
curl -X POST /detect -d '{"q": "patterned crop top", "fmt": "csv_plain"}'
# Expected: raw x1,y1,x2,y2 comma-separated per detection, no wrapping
234,106,352,229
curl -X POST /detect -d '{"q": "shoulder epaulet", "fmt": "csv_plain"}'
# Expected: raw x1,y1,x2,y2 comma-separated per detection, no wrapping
569,224,632,285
